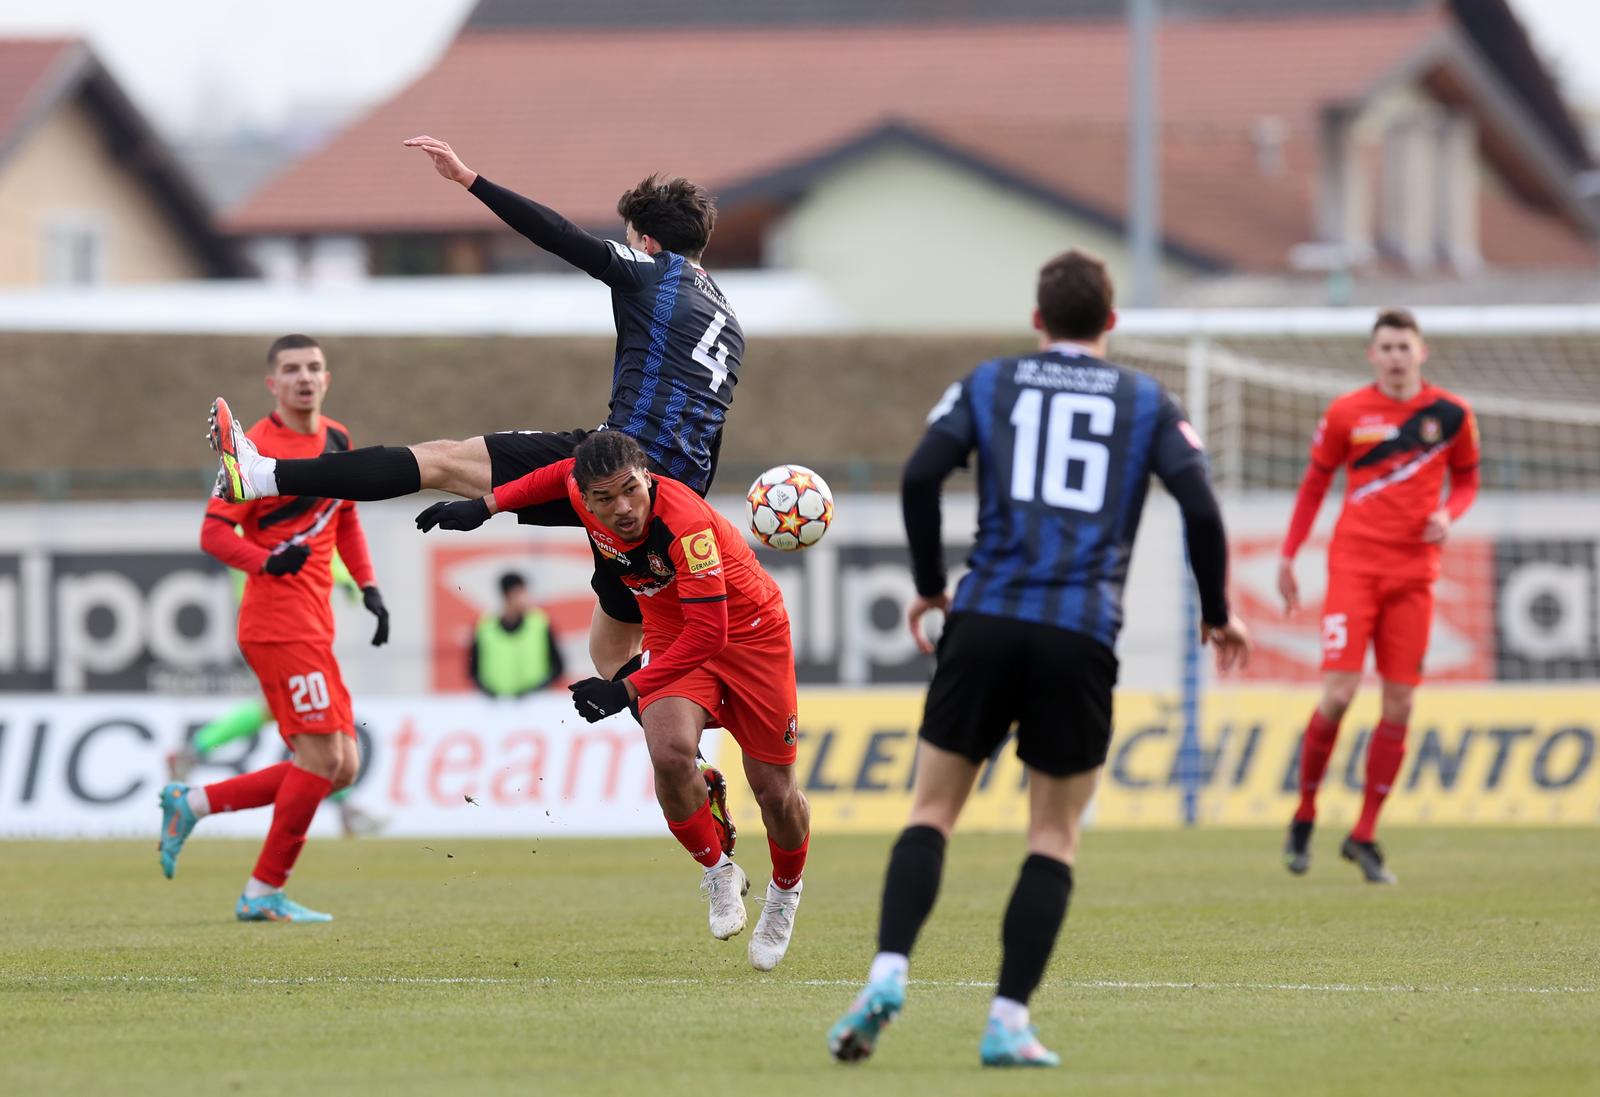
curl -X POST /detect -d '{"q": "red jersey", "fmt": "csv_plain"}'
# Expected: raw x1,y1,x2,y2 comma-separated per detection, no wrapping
201,414,376,644
1283,382,1480,580
494,458,786,696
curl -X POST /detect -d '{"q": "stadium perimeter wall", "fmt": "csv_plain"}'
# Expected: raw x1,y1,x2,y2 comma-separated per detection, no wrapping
0,332,1031,495
2,491,1596,836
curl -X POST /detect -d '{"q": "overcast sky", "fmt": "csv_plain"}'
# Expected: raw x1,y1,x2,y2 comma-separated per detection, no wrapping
0,0,1596,141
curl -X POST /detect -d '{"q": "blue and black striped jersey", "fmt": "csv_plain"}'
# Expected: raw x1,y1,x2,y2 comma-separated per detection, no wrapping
594,242,743,493
925,345,1206,647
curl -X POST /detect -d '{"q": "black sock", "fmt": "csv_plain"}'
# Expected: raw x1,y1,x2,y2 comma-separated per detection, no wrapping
273,446,421,500
876,824,947,956
996,854,1073,1005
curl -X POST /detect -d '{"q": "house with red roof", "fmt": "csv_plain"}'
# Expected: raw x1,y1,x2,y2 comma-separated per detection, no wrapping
226,0,1598,321
0,38,249,285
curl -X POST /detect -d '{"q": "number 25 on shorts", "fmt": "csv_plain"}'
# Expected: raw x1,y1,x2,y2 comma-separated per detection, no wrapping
1321,613,1348,655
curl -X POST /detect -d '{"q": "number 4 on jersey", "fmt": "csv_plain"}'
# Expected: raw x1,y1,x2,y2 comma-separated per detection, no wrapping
693,312,732,393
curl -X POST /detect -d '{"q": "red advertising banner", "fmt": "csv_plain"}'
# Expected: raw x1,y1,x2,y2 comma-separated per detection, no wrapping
1227,535,1495,682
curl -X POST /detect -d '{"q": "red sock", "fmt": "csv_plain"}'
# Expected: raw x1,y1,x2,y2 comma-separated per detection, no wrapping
768,833,809,890
1351,720,1407,843
1295,709,1342,823
665,800,723,868
252,766,333,888
204,762,292,814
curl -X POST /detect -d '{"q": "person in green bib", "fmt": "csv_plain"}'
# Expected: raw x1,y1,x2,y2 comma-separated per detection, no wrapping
167,548,384,836
470,572,564,697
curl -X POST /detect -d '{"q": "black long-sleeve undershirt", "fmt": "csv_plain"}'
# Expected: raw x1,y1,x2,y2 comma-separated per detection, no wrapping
902,429,970,598
900,430,1231,627
468,175,613,278
1162,463,1231,628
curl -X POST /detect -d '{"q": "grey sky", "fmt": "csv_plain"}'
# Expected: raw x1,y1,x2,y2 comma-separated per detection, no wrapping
0,0,1595,141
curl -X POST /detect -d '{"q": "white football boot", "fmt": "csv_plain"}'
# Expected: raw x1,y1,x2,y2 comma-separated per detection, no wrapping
700,860,750,940
208,396,272,502
748,880,802,971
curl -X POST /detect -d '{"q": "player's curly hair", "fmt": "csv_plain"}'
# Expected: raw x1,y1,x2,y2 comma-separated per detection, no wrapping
573,430,651,491
616,174,717,258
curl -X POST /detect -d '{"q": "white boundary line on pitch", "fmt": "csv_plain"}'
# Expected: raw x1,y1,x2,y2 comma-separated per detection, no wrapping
5,974,1594,995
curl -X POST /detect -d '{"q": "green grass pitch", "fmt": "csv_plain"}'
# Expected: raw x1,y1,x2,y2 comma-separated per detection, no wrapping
3,828,1596,1096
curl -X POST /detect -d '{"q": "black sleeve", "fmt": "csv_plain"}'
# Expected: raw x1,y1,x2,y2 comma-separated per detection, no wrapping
468,175,613,278
901,428,971,598
1164,463,1230,628
468,638,494,697
545,625,565,685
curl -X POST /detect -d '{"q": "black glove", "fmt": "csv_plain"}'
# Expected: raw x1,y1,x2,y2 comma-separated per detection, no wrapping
569,677,632,723
361,585,389,646
263,543,310,576
415,497,491,532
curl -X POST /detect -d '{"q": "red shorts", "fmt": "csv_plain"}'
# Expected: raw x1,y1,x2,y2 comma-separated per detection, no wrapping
240,640,354,743
1319,569,1435,686
638,619,799,766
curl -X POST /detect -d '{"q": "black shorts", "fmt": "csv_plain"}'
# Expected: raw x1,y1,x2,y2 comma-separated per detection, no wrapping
484,429,648,626
919,611,1118,778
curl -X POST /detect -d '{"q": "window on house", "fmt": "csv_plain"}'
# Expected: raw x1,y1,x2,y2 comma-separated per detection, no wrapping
42,218,104,285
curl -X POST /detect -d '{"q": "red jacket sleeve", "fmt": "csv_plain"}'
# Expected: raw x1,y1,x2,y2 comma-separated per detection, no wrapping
334,501,377,587
200,509,269,573
493,457,576,513
628,596,730,697
1281,462,1334,561
1281,403,1345,560
1445,462,1479,521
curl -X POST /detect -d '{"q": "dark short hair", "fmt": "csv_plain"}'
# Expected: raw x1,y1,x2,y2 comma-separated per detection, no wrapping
616,174,717,257
573,431,651,491
1372,307,1421,338
498,572,527,598
267,333,321,367
1037,250,1114,341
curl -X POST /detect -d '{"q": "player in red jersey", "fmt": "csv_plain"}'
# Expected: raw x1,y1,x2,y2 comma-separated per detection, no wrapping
1278,309,1479,883
416,431,810,970
158,334,390,922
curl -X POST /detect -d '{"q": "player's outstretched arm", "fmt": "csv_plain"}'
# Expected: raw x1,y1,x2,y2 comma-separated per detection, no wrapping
404,135,613,278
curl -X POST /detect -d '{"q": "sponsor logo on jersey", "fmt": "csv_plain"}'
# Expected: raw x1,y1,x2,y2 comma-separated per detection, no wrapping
592,537,631,567
647,551,672,578
1351,423,1399,445
682,529,721,574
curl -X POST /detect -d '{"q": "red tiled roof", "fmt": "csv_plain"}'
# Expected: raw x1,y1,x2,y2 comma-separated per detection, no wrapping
227,11,1445,237
0,39,80,155
925,118,1596,271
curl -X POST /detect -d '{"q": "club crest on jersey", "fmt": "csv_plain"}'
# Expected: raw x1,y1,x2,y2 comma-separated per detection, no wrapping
784,714,798,746
647,551,672,578
1419,416,1442,444
681,528,720,574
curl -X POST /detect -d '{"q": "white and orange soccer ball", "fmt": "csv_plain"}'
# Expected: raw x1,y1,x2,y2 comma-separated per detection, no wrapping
746,464,834,551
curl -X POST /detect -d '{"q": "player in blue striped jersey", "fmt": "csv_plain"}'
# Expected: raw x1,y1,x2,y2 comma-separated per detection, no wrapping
830,249,1250,1068
206,136,744,684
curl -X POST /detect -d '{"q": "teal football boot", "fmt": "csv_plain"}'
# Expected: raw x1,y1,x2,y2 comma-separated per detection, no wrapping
827,974,906,1063
157,782,198,879
235,892,333,923
979,1019,1061,1067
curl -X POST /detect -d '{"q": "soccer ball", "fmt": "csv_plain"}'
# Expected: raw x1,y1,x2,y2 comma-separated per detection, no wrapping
746,464,834,551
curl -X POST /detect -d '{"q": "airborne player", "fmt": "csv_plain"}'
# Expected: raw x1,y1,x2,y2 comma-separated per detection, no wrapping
1278,308,1481,883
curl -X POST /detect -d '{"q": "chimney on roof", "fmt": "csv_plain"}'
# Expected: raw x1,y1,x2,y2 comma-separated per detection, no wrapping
1251,115,1289,179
